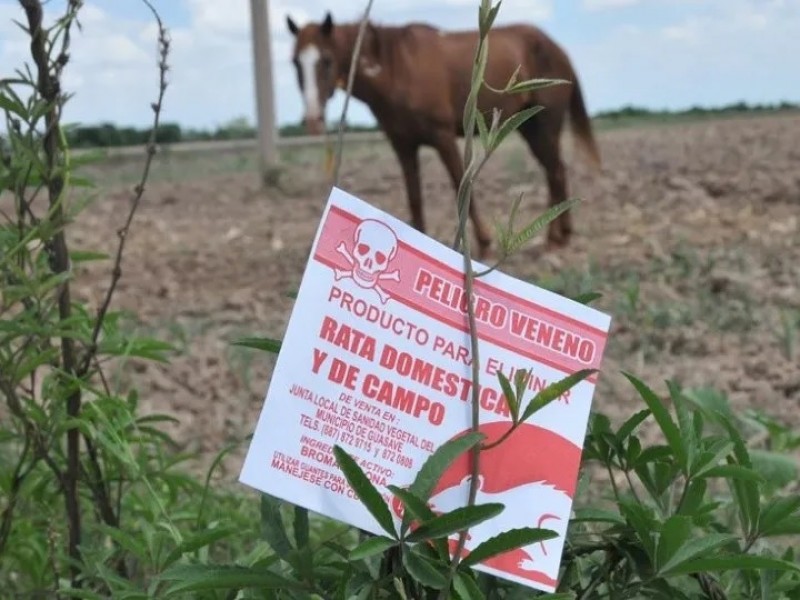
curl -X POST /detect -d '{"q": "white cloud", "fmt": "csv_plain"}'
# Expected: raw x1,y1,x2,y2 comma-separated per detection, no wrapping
1,0,797,131
571,0,800,113
582,0,639,10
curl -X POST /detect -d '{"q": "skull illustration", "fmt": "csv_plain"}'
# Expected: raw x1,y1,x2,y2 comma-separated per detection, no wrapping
351,219,398,289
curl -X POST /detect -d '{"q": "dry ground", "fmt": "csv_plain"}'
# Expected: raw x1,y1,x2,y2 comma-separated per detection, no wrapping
61,113,800,477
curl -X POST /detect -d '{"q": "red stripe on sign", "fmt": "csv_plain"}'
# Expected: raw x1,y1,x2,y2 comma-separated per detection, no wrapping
313,205,608,380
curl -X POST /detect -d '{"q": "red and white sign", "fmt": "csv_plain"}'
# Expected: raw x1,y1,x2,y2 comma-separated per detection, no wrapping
239,187,612,593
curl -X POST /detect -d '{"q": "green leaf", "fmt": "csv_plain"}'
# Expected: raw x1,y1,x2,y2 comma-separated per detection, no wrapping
453,571,485,600
623,372,687,473
619,499,657,563
657,522,738,577
670,383,698,473
496,371,520,423
333,445,397,538
406,503,504,543
10,347,60,382
572,508,625,525
682,386,737,426
690,439,735,479
393,577,410,600
506,198,581,254
58,590,108,600
519,368,596,424
407,431,484,510
403,547,448,589
616,408,651,442
294,506,309,548
387,485,436,524
677,478,707,516
231,336,282,354
758,496,800,538
501,64,522,92
459,527,558,568
491,106,543,151
479,1,502,36
70,250,109,263
162,525,239,568
751,449,799,490
260,493,293,559
0,92,26,117
697,464,764,483
513,368,531,406
635,445,673,466
476,109,490,149
664,554,800,577
388,485,448,559
100,337,176,363
716,418,760,537
97,523,148,561
572,291,603,305
349,536,398,561
160,564,302,594
655,515,692,573
506,77,571,94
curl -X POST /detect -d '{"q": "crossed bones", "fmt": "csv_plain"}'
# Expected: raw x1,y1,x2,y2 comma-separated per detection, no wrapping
334,242,400,304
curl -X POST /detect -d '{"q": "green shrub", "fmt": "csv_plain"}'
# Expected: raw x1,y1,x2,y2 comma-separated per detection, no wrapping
1,1,797,599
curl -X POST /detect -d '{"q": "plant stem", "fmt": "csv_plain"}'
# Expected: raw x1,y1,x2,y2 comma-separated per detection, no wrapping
439,6,493,595
19,0,83,584
78,0,170,378
332,0,375,186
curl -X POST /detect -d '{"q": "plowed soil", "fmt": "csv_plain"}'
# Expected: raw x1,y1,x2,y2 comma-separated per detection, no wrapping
64,113,800,476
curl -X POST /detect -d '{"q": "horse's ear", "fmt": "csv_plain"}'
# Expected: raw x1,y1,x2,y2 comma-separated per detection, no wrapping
286,15,299,36
321,11,334,36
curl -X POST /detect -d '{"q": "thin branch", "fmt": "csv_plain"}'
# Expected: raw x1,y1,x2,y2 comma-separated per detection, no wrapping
332,0,375,185
77,0,170,378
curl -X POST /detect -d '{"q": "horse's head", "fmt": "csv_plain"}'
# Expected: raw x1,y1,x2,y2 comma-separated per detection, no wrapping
286,12,341,136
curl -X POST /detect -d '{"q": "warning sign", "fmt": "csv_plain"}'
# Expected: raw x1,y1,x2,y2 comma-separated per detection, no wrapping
239,187,612,592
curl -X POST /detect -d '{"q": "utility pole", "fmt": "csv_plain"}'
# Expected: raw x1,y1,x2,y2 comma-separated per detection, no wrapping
250,0,279,185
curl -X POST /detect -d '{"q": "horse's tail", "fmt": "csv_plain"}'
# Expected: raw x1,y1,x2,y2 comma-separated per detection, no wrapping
567,68,602,172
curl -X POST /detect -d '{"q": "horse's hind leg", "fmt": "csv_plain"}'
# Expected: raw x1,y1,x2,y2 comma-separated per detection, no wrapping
518,114,571,248
388,136,424,233
430,130,492,259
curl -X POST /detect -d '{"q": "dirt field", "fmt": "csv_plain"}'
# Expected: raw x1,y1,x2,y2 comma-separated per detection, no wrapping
65,113,800,477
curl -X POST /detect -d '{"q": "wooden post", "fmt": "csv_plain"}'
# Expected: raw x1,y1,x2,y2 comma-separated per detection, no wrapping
250,0,279,185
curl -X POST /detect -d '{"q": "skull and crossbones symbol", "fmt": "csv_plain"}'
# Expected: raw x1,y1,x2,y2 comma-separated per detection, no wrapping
334,219,400,304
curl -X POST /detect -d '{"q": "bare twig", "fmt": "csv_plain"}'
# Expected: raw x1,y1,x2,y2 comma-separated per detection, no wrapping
77,0,170,378
76,1,169,577
332,0,375,185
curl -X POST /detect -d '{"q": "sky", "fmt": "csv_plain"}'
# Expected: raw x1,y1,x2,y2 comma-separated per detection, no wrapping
0,0,797,130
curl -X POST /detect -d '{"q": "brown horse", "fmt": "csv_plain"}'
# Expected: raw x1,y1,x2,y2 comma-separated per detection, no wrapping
286,12,601,257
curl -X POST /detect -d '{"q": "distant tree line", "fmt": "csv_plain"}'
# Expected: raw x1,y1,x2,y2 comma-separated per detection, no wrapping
64,116,380,149
593,100,799,120
64,101,799,149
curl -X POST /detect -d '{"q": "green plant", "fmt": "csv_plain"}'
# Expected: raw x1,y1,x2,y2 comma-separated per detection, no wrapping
3,0,798,599
219,1,800,599
1,1,262,597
